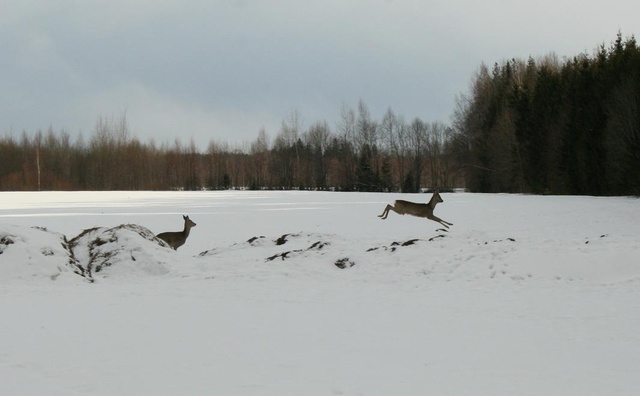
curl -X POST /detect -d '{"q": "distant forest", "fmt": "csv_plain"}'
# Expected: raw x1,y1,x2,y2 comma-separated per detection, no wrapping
1,33,639,195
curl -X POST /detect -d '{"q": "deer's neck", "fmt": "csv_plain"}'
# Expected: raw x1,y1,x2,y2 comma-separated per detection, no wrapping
183,224,192,237
428,197,439,209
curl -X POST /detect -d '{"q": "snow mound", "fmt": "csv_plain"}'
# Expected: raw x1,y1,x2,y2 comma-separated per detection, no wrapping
68,224,175,282
0,224,84,283
3,222,639,286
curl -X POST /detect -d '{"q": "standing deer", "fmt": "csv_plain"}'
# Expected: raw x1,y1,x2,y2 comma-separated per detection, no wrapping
378,190,453,228
157,215,197,250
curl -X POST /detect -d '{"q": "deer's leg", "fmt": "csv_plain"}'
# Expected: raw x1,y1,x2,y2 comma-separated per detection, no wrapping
378,204,394,219
427,213,452,228
378,204,390,219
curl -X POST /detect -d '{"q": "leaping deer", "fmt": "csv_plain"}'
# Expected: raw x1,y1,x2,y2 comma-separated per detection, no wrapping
378,190,453,228
157,215,197,250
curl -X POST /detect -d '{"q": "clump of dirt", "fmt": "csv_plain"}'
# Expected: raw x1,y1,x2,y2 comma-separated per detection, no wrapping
275,233,297,245
266,239,331,262
247,236,266,245
0,235,15,255
334,257,355,269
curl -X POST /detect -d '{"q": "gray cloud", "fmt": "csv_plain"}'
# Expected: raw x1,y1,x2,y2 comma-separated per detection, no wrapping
2,0,638,148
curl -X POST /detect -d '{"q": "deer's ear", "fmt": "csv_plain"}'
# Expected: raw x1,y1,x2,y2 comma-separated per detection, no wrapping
183,215,187,220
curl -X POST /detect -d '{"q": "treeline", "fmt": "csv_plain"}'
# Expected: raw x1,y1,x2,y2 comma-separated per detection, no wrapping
0,104,460,192
3,33,639,195
451,32,640,195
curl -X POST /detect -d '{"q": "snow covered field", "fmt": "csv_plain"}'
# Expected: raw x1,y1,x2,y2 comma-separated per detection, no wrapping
1,190,639,395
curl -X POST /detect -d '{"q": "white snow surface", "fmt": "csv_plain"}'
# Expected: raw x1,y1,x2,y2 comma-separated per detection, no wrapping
1,190,640,395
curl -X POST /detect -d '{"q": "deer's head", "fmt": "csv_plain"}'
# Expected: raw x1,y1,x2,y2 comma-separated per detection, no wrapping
183,215,197,228
433,189,443,204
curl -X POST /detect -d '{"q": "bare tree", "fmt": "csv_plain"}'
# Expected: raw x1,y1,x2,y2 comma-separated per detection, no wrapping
407,118,428,192
380,107,409,190
250,128,270,188
427,121,452,188
305,120,331,189
278,110,304,187
356,99,378,154
336,104,357,190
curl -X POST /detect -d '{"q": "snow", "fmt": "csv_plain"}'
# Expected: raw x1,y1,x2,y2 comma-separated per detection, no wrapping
1,190,640,395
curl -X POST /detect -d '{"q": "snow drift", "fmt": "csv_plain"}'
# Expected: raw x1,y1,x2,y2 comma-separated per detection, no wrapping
2,221,639,285
0,224,83,282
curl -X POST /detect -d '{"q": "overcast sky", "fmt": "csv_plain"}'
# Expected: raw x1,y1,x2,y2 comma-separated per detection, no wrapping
2,0,638,149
